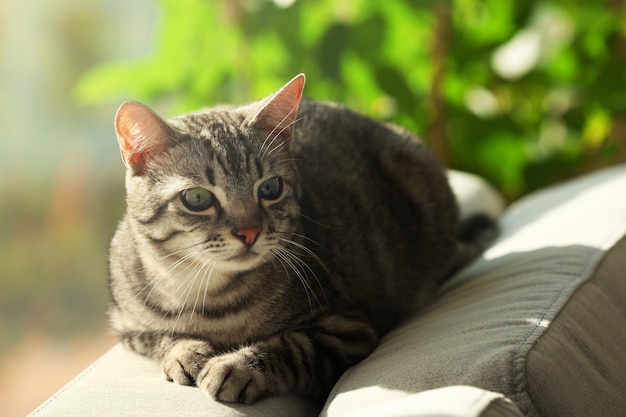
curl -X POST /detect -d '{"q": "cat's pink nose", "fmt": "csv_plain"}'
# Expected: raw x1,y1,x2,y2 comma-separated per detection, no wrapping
233,226,261,246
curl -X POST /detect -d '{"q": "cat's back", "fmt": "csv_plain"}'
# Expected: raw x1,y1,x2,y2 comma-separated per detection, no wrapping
292,99,400,162
289,99,458,331
291,98,455,224
291,99,444,180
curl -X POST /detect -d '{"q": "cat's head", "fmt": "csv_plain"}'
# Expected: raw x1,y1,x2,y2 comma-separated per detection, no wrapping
114,74,306,275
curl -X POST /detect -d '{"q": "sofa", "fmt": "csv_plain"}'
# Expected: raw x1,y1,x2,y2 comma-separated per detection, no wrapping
29,164,626,417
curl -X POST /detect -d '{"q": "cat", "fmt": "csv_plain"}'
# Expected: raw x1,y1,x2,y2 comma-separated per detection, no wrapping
108,74,494,404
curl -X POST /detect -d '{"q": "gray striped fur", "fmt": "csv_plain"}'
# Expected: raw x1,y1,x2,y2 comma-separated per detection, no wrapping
108,75,486,404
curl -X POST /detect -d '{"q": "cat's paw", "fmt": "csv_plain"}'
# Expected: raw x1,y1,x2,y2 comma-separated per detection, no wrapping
161,339,213,386
197,348,268,404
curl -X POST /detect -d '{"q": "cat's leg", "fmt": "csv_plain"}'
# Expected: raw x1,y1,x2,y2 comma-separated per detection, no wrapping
196,315,377,404
120,332,215,386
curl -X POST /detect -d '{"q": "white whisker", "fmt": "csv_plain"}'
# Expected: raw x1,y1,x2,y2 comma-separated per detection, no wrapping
275,231,326,250
188,257,215,327
259,115,307,160
276,237,330,275
135,240,219,322
171,261,204,335
299,212,332,229
271,246,315,313
201,264,215,317
258,103,301,159
263,116,307,159
161,239,211,261
270,238,327,313
267,157,302,170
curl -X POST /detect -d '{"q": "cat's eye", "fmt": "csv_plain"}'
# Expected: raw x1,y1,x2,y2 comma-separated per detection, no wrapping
181,188,214,212
258,177,283,201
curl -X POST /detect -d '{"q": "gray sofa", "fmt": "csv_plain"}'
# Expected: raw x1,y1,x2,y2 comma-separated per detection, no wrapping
29,164,626,417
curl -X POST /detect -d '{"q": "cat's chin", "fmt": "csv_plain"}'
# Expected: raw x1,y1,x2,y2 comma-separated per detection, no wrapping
216,250,269,273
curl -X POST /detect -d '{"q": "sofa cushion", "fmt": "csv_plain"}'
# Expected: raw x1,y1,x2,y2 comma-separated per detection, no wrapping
336,386,523,417
525,234,626,416
321,164,626,417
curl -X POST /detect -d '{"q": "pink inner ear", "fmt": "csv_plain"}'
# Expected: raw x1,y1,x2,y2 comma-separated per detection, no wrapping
252,74,306,141
115,101,170,169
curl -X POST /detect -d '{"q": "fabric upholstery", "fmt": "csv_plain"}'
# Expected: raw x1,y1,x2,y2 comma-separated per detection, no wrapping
525,234,626,416
322,164,626,417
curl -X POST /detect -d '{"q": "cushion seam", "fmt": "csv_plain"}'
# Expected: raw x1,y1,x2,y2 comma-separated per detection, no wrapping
28,345,118,416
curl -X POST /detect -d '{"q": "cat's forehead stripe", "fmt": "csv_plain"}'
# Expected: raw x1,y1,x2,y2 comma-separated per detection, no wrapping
174,112,262,182
205,166,216,186
209,138,261,183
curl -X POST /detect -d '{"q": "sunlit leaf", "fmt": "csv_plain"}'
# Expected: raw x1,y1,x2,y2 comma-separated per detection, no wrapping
475,132,529,196
543,48,578,82
453,0,516,45
583,108,612,150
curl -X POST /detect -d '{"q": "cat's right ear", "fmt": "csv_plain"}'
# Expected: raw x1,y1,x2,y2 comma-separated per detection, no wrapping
115,101,172,173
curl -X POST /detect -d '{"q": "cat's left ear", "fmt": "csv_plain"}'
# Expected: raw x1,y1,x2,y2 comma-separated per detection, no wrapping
250,74,306,143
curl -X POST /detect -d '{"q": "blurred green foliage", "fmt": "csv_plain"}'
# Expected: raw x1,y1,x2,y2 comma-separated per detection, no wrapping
76,0,626,199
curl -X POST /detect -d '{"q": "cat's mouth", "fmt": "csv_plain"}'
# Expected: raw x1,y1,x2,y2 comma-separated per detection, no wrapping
229,250,258,262
224,248,266,269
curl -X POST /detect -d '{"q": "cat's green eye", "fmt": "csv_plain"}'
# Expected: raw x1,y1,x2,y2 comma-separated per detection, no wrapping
181,188,214,212
259,177,283,201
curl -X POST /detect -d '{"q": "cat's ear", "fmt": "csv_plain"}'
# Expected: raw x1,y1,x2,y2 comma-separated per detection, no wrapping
115,101,173,173
250,73,306,143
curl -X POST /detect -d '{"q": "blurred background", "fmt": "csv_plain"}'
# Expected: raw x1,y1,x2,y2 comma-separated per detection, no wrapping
1,0,625,414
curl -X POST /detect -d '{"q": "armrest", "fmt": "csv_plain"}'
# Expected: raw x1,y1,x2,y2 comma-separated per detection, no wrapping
28,344,319,417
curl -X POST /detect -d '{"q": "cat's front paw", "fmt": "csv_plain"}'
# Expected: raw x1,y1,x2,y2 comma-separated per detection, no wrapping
161,339,213,386
197,348,268,404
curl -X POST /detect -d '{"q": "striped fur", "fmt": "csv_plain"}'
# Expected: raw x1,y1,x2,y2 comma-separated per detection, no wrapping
108,75,484,404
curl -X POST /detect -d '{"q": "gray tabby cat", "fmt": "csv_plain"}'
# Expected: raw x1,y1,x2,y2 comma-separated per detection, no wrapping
108,74,491,404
